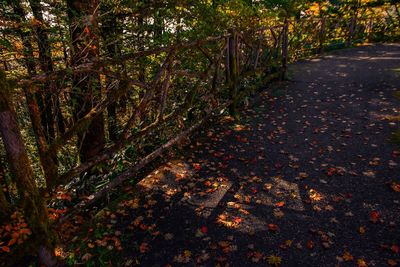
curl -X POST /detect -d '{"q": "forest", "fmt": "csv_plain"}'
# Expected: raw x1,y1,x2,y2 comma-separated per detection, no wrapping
0,0,399,266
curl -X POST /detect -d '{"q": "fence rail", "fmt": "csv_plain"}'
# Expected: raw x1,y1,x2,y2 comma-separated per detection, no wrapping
4,15,399,217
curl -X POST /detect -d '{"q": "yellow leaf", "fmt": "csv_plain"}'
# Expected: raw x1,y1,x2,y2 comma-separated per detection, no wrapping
357,258,368,267
183,250,191,258
267,255,282,266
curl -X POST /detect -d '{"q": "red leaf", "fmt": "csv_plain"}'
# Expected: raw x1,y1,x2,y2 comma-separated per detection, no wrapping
233,217,242,224
193,163,201,171
391,245,399,254
307,240,314,249
326,167,336,176
201,226,208,234
139,242,149,253
370,210,381,223
268,224,279,231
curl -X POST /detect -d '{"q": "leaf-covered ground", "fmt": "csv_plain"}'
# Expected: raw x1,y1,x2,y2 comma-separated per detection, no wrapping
62,44,400,266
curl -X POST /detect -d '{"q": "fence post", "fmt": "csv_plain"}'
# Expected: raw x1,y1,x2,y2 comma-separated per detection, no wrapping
227,29,239,116
281,18,289,80
367,18,373,42
319,18,326,53
347,16,355,46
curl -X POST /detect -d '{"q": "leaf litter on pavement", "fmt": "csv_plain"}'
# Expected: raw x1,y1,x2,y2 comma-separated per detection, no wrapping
56,45,400,266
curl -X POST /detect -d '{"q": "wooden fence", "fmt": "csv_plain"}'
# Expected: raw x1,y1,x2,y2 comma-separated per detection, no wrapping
13,15,400,218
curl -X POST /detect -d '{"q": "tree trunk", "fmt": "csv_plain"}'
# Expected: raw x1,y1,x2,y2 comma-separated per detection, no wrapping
25,86,59,191
227,30,238,116
9,0,59,191
0,71,57,267
100,3,123,142
67,0,105,162
28,0,55,141
29,0,66,138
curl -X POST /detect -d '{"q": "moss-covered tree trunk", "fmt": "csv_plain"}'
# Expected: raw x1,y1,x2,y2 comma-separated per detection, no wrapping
67,0,105,162
0,71,57,266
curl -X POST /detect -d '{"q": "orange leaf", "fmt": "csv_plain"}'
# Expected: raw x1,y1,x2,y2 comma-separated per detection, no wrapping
7,238,17,246
218,241,230,248
275,201,285,207
343,251,354,261
1,246,10,252
391,183,400,193
357,258,368,267
388,259,397,267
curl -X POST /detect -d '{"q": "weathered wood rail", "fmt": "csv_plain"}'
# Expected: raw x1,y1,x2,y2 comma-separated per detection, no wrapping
12,15,400,218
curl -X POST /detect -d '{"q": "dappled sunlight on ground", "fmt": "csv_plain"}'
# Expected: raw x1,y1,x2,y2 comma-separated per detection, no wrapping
62,44,400,266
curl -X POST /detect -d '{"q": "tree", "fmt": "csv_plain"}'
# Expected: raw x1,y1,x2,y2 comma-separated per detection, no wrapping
66,0,106,162
6,0,59,191
28,0,66,137
0,70,57,266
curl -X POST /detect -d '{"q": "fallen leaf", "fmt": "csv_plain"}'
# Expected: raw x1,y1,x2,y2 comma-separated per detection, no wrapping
370,210,381,223
164,233,174,240
218,241,230,248
388,259,398,266
362,171,375,178
273,209,285,218
193,163,201,171
139,242,149,253
183,250,192,258
267,254,282,266
7,238,16,246
391,183,400,193
343,251,354,261
264,183,273,190
391,245,399,254
307,240,314,249
357,258,368,267
1,246,10,253
268,224,279,231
